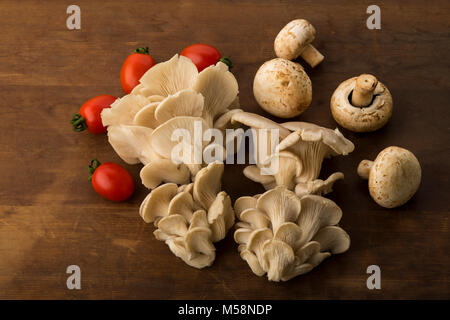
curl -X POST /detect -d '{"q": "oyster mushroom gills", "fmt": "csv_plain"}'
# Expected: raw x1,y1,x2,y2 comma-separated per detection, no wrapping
231,112,354,197
140,162,234,269
330,74,393,132
274,19,325,68
253,58,312,118
234,186,350,281
358,146,421,208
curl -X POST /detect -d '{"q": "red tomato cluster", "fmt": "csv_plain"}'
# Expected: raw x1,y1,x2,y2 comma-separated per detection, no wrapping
73,44,231,201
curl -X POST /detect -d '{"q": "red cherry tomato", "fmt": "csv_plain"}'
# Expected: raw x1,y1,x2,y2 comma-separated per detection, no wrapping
88,159,135,202
71,95,116,134
120,47,156,93
181,43,232,72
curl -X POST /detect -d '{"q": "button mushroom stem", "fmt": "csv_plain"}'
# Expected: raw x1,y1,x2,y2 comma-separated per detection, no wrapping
357,159,373,180
299,44,325,68
351,74,378,107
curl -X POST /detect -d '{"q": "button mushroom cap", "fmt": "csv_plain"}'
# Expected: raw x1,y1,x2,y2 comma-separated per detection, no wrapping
357,146,421,208
274,19,324,68
330,74,393,132
253,58,312,118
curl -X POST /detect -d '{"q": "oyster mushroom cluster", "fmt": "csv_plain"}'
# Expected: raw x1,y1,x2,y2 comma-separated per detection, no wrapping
234,186,350,281
231,112,354,197
140,162,234,268
101,54,242,178
101,55,240,268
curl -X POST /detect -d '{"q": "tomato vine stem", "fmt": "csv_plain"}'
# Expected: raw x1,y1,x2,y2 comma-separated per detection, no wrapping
71,113,87,132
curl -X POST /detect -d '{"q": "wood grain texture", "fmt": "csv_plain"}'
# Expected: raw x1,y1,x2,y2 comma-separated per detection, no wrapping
0,0,449,299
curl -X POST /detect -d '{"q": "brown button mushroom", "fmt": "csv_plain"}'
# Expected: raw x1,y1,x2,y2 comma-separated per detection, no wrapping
274,19,324,68
253,58,312,118
330,74,393,132
357,146,421,208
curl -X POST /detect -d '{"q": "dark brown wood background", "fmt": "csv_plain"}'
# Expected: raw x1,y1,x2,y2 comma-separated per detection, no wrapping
0,0,448,299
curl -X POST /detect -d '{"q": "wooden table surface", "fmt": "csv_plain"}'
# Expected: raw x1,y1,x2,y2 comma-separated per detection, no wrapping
0,0,448,299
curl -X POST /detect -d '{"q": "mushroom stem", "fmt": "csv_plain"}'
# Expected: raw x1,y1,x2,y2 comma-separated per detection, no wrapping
351,74,378,107
357,160,373,180
300,44,324,68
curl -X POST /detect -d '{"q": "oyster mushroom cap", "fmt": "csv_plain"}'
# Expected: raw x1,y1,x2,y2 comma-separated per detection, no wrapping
330,75,393,132
280,122,355,156
243,165,276,190
139,183,178,223
234,196,258,219
234,228,253,245
273,222,303,248
140,159,191,189
166,234,215,269
231,111,291,139
133,102,160,128
213,108,244,131
247,228,274,268
257,186,301,233
253,58,312,118
101,94,149,127
297,195,342,247
139,54,198,97
193,161,224,210
262,239,296,282
189,209,209,229
167,191,195,222
240,208,271,229
107,125,160,165
295,241,320,263
207,191,235,242
185,227,215,256
312,226,350,254
240,249,266,276
358,146,421,208
193,61,239,126
154,89,204,124
151,116,209,165
277,123,354,182
156,214,188,238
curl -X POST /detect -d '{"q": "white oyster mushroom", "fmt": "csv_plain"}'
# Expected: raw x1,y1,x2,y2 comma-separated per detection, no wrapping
133,102,160,128
151,116,209,176
207,191,234,242
140,159,190,189
235,116,353,195
107,125,160,165
154,89,204,124
193,161,224,210
193,62,239,126
101,94,149,127
139,183,178,224
139,54,198,98
234,186,350,281
141,162,234,269
213,108,244,132
278,122,354,183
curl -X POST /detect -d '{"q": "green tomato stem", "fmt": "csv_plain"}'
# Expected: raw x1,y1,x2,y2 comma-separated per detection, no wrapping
133,47,150,55
87,158,102,181
71,113,86,132
219,57,233,69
